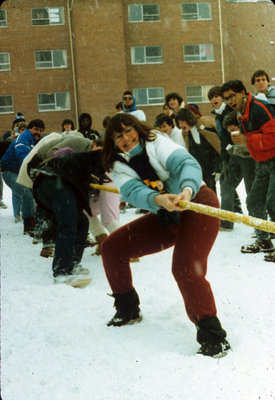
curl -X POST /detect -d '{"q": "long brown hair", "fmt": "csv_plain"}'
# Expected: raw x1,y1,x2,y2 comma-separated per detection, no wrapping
102,113,157,171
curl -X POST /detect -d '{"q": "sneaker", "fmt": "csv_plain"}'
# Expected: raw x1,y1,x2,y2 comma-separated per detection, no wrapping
14,215,21,223
72,264,90,275
54,274,92,288
264,252,275,263
198,339,231,358
0,201,8,209
241,239,274,254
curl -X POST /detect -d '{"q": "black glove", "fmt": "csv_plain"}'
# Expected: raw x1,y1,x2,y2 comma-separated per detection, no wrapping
157,209,180,227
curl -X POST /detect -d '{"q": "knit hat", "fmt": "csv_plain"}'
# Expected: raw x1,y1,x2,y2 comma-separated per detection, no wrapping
13,112,25,126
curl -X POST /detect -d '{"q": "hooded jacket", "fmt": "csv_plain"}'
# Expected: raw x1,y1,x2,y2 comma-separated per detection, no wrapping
78,113,100,141
122,95,146,121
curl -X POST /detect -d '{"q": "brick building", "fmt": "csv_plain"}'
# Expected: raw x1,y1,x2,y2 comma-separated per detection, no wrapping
0,0,274,135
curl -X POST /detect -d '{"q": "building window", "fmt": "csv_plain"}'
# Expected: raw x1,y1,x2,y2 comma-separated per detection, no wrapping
0,95,13,114
184,44,214,62
38,92,70,112
134,87,164,105
186,85,213,103
0,9,7,27
181,3,212,20
131,46,162,64
31,7,64,26
0,53,10,70
34,50,67,69
128,4,160,22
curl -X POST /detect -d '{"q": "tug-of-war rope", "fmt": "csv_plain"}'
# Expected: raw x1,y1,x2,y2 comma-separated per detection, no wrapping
90,183,275,235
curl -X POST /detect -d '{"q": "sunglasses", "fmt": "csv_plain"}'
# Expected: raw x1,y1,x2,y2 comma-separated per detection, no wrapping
123,96,133,100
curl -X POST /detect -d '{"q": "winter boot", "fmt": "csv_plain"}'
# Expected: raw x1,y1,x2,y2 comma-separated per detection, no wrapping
23,217,35,237
107,288,142,327
196,316,231,358
241,239,274,254
40,242,55,258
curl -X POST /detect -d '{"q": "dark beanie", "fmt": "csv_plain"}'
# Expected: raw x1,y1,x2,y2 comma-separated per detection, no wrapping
13,112,25,125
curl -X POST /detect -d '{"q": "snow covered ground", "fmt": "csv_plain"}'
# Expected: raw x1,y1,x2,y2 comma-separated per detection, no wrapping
1,182,275,400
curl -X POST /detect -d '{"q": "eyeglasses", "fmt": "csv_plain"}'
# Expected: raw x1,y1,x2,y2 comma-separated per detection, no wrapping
123,96,133,100
223,93,236,102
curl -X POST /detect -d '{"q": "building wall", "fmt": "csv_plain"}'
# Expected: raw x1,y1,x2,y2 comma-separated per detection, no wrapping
222,0,275,86
0,0,274,136
71,0,128,130
0,0,76,134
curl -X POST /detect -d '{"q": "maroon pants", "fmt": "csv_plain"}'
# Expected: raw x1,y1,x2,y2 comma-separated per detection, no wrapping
101,185,220,323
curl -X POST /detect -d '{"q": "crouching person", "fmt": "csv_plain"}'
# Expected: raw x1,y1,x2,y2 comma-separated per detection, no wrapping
28,148,106,288
101,113,231,358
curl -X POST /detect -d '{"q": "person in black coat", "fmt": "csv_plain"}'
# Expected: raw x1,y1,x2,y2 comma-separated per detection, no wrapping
28,148,107,287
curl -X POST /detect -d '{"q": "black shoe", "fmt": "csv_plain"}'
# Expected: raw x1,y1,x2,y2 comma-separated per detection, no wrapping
198,339,231,358
107,289,142,327
241,239,274,254
264,251,275,263
196,316,230,358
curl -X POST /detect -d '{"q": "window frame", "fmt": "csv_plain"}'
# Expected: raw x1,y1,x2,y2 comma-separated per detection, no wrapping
181,2,212,21
37,92,71,112
128,4,160,23
31,7,65,26
34,50,68,69
0,9,7,27
131,46,163,65
133,87,164,106
184,44,214,63
0,52,11,71
186,85,213,103
0,95,14,114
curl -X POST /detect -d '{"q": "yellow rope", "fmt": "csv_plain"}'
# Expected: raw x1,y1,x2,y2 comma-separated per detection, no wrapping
90,183,275,234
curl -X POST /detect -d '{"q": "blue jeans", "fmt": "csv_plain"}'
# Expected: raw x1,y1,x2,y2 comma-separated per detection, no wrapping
2,170,34,218
220,155,256,229
35,176,89,277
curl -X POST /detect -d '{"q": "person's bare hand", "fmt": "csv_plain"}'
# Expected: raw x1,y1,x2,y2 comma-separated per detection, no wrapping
154,194,182,212
173,188,192,210
231,133,247,145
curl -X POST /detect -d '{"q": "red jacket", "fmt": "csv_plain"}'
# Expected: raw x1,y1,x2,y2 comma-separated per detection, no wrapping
239,93,275,162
